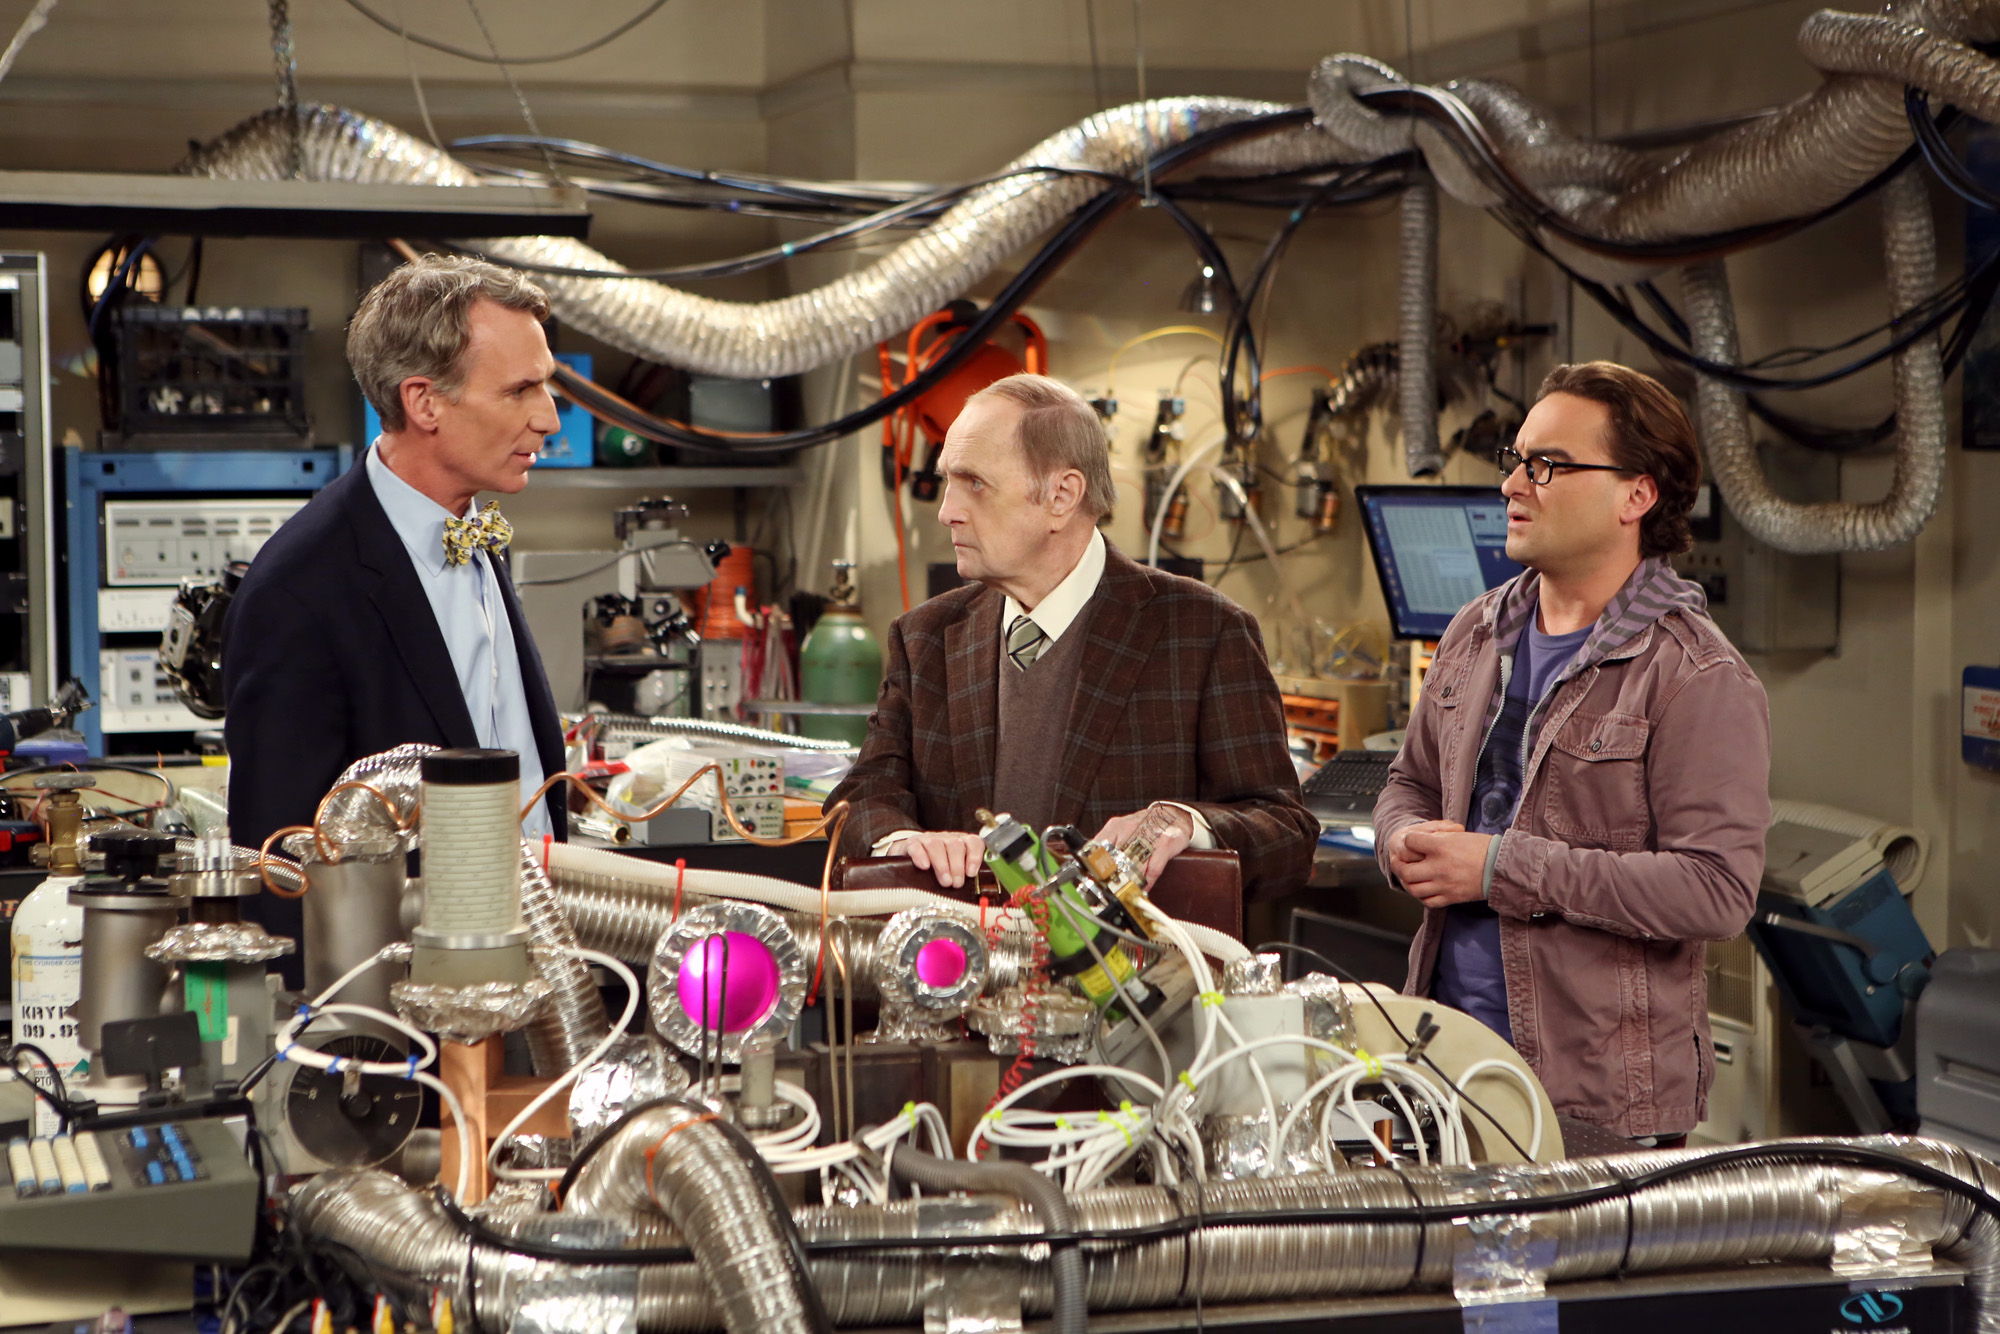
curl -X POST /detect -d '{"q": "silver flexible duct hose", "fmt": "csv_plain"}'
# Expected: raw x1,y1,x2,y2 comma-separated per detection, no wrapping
1397,176,1445,477
889,1147,1086,1334
1684,166,1945,553
1301,3,2000,253
567,1103,828,1334
1800,10,2000,123
181,101,1343,380
319,743,434,850
296,1137,2000,1332
519,844,613,1074
595,713,852,753
549,858,1042,1001
552,867,890,1004
156,837,306,894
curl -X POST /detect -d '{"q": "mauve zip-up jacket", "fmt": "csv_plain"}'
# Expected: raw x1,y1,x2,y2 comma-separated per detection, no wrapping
1373,559,1770,1139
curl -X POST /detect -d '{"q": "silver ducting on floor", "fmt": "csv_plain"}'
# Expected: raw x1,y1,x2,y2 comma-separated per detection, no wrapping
291,1135,2000,1334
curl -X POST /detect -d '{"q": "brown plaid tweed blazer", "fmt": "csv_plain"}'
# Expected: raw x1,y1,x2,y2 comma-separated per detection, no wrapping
826,543,1317,901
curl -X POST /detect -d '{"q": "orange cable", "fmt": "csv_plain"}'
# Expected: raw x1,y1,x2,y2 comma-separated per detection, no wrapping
257,825,316,897
1260,365,1338,383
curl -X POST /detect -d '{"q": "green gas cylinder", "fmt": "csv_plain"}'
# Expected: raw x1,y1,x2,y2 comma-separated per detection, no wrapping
799,561,881,746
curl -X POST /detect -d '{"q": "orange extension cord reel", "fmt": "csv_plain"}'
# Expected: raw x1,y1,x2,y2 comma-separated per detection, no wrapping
879,302,1048,502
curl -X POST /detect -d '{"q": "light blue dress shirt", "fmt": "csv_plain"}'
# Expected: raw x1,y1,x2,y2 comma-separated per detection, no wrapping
365,442,551,838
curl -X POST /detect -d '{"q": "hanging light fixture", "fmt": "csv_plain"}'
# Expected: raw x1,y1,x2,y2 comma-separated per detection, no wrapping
1178,262,1224,315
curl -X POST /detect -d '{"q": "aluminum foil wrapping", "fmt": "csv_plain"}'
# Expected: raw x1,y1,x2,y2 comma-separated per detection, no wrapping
495,1134,574,1175
868,908,989,1042
1203,1110,1329,1180
1223,952,1284,996
486,1214,638,1334
568,1032,692,1150
649,901,808,1065
968,988,1096,1064
390,978,551,1043
1285,972,1359,1062
1452,1212,1560,1308
1832,1166,1949,1278
319,743,435,854
927,1260,1025,1334
144,921,294,963
475,1178,555,1219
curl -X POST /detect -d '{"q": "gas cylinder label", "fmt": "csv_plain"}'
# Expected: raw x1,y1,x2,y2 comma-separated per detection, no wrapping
12,954,80,1049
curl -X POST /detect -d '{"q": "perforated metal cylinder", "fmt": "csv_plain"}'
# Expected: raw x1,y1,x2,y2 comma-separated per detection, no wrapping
414,749,529,984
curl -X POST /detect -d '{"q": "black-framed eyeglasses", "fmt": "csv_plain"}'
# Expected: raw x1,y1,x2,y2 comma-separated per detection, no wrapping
1493,445,1637,486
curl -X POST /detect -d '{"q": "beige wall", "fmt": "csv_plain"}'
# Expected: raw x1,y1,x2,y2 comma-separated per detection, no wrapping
1,0,1991,961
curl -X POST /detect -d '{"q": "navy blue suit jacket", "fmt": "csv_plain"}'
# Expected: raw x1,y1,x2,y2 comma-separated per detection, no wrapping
222,461,566,968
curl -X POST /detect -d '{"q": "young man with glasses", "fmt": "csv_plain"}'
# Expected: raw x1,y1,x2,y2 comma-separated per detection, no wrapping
1372,362,1770,1147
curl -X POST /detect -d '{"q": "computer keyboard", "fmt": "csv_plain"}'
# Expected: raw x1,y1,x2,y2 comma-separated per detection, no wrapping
1302,749,1397,820
1303,749,1397,796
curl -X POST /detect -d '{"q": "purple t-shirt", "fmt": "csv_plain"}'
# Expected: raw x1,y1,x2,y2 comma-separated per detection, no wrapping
1433,603,1590,1042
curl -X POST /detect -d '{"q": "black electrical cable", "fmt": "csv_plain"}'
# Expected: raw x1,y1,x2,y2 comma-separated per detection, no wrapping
457,164,1136,281
1909,87,2000,213
6,1043,74,1131
1618,244,2000,453
454,134,935,209
1354,83,1926,264
1249,941,1535,1162
0,759,180,802
340,0,671,65
547,108,1314,457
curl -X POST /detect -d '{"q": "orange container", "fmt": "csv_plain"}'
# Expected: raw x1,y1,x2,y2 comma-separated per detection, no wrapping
701,545,757,640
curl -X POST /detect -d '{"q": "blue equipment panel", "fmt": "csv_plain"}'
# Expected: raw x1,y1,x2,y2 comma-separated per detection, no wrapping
63,447,349,754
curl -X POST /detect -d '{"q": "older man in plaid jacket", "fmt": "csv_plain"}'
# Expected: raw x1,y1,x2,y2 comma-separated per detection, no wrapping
827,373,1317,901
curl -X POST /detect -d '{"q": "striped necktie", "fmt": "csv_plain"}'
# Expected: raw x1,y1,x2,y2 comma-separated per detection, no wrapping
1006,614,1048,672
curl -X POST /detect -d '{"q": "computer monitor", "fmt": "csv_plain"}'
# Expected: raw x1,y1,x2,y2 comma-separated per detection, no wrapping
1356,485,1524,640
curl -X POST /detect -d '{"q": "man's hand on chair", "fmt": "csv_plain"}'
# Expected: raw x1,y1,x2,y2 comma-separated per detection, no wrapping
904,831,989,888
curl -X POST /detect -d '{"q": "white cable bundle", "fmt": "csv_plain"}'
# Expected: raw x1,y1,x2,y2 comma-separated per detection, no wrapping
968,897,1541,1187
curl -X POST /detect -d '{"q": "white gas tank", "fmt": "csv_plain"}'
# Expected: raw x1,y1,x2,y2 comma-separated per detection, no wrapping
11,871,84,1133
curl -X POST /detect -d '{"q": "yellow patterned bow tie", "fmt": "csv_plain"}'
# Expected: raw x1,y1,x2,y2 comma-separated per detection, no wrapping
442,501,513,567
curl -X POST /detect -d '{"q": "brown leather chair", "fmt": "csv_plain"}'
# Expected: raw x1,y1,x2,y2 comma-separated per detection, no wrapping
833,849,1243,939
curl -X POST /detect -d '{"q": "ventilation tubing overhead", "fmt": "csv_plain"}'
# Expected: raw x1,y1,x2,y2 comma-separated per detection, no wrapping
180,101,1348,381
1398,176,1445,478
1683,166,1945,555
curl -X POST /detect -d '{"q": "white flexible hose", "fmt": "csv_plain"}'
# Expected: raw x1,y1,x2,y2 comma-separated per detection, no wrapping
1198,463,1311,628
1147,428,1230,567
548,841,1019,919
487,947,641,1185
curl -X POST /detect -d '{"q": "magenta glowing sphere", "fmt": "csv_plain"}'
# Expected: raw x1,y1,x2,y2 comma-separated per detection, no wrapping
914,936,969,989
676,931,781,1032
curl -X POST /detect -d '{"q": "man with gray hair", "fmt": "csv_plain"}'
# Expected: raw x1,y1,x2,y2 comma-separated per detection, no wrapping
829,373,1316,900
224,254,568,960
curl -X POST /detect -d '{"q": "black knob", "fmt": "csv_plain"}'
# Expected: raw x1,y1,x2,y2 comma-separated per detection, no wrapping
704,539,733,565
97,832,179,882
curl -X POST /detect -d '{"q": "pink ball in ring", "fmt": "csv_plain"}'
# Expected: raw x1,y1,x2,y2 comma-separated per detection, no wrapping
914,936,969,989
677,931,781,1033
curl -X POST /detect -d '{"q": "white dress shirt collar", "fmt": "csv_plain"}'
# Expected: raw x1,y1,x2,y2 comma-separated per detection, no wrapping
366,439,473,575
1001,527,1105,645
